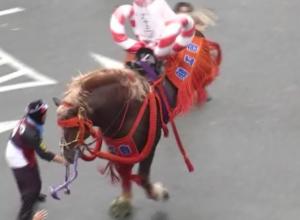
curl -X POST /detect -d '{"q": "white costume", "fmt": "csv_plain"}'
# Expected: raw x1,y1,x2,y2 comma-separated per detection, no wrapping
110,0,195,58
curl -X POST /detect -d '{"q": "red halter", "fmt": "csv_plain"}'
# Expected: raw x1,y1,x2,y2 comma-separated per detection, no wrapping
57,105,103,161
57,88,193,172
57,92,158,164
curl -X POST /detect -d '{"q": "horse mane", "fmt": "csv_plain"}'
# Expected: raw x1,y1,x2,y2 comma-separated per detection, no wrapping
61,68,150,110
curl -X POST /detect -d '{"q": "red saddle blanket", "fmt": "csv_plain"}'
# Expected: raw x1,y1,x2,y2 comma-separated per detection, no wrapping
164,36,222,116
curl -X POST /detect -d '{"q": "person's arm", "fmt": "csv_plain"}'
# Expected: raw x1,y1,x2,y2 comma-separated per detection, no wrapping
52,153,67,164
159,0,177,20
23,127,66,165
38,142,67,165
110,4,144,53
35,141,55,162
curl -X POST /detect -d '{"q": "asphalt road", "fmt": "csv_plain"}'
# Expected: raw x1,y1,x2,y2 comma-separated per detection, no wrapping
1,0,300,220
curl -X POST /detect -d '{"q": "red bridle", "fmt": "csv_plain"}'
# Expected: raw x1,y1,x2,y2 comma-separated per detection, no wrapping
56,90,193,172
57,93,158,164
57,106,103,161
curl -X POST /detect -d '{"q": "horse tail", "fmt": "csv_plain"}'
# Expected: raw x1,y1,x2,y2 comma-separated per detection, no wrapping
191,7,218,32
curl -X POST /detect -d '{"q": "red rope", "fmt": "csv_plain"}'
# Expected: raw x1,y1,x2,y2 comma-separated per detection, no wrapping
109,102,130,137
93,92,158,164
57,92,158,165
57,112,103,161
57,83,193,172
156,84,194,172
155,92,169,137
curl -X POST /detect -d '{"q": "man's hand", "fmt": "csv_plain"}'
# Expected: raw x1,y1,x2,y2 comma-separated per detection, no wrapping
32,209,48,220
53,154,68,165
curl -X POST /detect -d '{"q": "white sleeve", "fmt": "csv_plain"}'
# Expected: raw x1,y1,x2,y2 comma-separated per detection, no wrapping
158,0,177,21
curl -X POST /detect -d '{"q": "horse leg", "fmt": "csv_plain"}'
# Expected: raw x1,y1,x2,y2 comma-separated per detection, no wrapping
109,164,133,218
137,135,169,201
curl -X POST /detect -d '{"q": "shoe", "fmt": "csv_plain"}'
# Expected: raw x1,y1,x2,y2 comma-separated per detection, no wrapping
206,96,212,102
37,193,47,202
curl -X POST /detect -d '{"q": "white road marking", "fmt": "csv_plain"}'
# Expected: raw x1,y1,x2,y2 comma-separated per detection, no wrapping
0,70,24,83
0,23,8,28
90,52,123,68
0,81,55,93
0,48,57,92
0,120,18,134
0,58,7,66
0,7,25,17
11,27,21,31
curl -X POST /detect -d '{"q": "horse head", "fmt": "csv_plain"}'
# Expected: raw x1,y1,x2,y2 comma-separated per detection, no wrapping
53,97,100,164
53,68,149,164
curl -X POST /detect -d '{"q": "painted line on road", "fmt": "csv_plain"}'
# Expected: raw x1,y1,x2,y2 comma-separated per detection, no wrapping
0,120,18,134
0,70,24,83
0,7,25,17
0,81,55,93
0,48,57,92
90,52,123,68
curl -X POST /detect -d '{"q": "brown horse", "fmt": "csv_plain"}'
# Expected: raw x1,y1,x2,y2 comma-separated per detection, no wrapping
52,37,221,218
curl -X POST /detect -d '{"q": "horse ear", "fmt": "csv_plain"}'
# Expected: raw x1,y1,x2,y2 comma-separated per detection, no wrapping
52,97,62,107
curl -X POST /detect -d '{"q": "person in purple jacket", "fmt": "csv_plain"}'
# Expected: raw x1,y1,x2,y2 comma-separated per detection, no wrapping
5,99,67,220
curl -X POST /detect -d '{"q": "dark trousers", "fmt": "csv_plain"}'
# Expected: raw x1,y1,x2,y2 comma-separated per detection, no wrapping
12,164,41,220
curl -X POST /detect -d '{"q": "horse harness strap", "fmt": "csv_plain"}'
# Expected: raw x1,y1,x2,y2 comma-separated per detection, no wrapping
57,93,158,164
57,106,102,161
103,101,130,137
99,91,158,164
153,80,194,172
57,84,193,171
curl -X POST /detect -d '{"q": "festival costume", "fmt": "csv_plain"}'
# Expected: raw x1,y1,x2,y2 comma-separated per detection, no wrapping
110,0,221,106
110,0,195,58
5,100,55,220
164,33,221,113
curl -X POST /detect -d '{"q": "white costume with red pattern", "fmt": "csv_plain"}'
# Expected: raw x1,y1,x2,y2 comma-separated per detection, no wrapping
110,0,195,58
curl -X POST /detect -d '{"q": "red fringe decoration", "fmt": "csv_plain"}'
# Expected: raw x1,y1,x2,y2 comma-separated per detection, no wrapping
98,162,144,186
164,36,222,116
98,162,120,184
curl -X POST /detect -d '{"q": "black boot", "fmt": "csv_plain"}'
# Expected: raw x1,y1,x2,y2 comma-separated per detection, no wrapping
37,193,46,202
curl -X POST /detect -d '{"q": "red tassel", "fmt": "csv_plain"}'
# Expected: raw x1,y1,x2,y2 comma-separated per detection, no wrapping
184,156,194,172
98,162,120,184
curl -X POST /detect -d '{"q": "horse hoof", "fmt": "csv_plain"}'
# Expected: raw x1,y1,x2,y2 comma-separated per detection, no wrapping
150,182,170,201
109,196,132,218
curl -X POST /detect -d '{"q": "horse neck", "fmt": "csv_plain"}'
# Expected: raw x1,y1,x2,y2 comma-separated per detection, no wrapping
86,81,132,135
162,77,177,108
